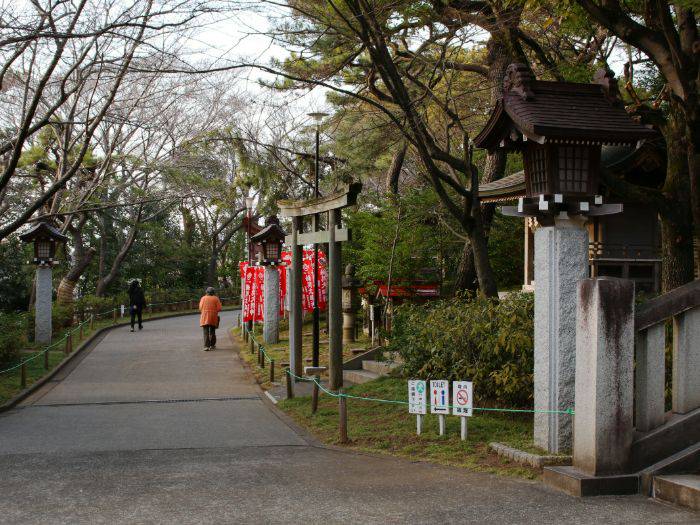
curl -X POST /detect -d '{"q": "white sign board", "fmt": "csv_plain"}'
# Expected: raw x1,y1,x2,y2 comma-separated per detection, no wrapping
452,381,473,417
408,380,427,415
430,380,449,414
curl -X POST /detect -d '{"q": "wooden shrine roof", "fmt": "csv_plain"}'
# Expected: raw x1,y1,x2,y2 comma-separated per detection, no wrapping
474,64,657,151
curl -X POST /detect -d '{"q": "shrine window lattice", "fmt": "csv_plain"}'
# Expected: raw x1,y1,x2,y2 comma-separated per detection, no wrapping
557,146,589,194
528,147,548,194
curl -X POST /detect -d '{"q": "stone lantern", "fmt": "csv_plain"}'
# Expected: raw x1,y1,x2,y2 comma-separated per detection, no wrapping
251,215,286,266
251,216,287,344
474,64,657,454
341,264,360,343
20,222,68,344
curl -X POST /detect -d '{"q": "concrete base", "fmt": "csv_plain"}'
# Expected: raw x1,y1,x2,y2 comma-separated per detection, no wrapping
543,466,639,497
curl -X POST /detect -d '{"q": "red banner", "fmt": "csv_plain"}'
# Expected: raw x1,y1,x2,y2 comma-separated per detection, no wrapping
240,249,327,322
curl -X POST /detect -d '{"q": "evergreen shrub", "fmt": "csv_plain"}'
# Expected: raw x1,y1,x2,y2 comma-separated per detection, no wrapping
0,313,26,367
389,292,534,407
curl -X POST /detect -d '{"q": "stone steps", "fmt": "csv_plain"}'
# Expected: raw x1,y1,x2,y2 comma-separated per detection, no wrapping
653,474,700,511
343,369,380,384
362,359,401,375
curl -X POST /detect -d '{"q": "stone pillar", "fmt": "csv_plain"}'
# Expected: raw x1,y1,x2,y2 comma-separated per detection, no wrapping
573,277,634,476
342,264,358,344
263,266,280,344
635,323,666,431
328,209,343,390
534,213,588,453
289,218,303,378
672,307,700,414
35,265,53,344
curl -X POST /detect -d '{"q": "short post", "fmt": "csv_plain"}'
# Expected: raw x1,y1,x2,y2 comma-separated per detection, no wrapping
90,313,94,331
285,368,294,399
249,337,254,354
311,377,319,413
305,366,327,415
260,348,266,369
20,362,27,389
64,333,72,356
269,359,275,383
44,349,49,370
338,388,348,444
573,277,635,476
112,308,117,324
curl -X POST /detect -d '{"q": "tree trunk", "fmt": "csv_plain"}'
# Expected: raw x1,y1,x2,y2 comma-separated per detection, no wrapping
685,108,700,278
96,223,139,296
660,104,695,291
385,143,407,194
207,246,218,287
453,39,509,295
57,247,96,305
453,239,478,294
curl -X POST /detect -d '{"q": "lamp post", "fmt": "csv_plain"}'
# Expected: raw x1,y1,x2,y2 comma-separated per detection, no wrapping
245,195,255,332
20,222,68,344
251,215,286,344
473,64,656,454
307,111,328,369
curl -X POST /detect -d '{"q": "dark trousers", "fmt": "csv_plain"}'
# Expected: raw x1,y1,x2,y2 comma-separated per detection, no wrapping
203,325,217,348
130,306,143,329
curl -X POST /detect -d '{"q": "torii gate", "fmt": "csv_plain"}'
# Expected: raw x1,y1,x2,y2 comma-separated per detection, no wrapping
278,182,362,390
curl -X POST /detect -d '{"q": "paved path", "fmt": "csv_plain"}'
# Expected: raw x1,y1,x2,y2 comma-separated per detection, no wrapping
0,313,696,524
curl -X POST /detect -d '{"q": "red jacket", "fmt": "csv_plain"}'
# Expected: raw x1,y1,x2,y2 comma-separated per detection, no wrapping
199,295,222,327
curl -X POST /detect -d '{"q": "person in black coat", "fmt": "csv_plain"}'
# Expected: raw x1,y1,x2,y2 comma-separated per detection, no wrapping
128,280,146,332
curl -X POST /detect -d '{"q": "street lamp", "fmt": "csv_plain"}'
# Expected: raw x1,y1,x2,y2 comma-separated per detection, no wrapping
245,195,255,333
245,196,255,264
307,111,328,369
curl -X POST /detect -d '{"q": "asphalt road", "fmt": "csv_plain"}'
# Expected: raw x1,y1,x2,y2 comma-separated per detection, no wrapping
0,312,696,524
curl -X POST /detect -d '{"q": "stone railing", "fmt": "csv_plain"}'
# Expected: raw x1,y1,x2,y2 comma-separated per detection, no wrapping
570,278,700,478
634,279,700,432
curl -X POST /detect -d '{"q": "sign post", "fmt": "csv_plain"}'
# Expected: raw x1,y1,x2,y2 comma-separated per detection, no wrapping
453,381,473,441
408,380,427,435
430,380,449,436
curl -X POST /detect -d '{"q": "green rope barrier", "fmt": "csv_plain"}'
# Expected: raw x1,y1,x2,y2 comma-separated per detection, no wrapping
248,332,272,361
285,369,574,416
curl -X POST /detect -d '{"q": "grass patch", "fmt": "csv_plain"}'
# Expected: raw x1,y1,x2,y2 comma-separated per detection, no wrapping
278,376,540,479
234,319,371,389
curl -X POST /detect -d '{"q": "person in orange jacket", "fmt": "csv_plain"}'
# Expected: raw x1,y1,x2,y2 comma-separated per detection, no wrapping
199,287,222,351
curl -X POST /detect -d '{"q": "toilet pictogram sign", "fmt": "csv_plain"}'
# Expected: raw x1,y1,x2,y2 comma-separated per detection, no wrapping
430,380,449,415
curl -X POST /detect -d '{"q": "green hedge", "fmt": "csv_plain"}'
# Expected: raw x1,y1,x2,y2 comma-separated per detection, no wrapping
0,313,27,367
388,292,534,407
